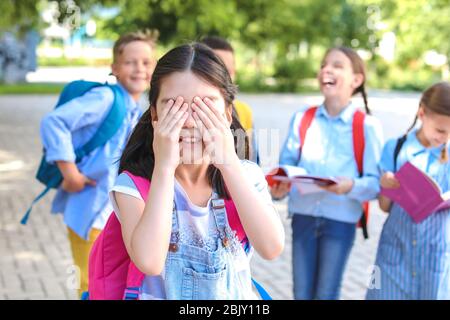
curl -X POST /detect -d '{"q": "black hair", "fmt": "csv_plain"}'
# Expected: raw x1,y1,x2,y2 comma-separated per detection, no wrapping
200,36,234,53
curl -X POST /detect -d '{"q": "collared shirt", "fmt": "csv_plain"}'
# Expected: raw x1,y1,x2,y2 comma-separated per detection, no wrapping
367,129,450,299
40,83,142,239
279,103,383,223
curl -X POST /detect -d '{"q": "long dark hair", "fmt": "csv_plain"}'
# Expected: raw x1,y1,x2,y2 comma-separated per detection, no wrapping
118,43,249,198
405,82,450,163
325,47,371,114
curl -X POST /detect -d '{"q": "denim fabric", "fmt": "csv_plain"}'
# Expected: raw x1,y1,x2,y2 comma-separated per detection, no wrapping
291,214,356,300
162,194,257,300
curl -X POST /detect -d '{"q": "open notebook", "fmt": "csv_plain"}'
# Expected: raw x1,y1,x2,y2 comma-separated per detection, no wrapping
265,165,338,195
380,161,450,223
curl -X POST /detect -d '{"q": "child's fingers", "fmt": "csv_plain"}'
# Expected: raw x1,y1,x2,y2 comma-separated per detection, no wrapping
160,97,184,126
163,103,189,133
192,102,215,130
389,179,400,188
158,98,175,123
280,182,291,191
203,97,228,125
170,112,189,137
84,176,97,187
193,97,222,128
192,111,212,142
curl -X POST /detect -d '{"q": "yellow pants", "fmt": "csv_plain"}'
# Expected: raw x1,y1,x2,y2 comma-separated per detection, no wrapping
67,227,102,298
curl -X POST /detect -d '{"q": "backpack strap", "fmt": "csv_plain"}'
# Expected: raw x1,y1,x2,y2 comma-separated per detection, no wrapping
352,110,369,240
123,263,146,300
120,171,149,299
55,80,103,107
74,85,127,160
298,106,318,162
393,135,407,172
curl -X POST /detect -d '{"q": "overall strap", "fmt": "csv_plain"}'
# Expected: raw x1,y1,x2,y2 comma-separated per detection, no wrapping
210,192,229,246
168,201,180,252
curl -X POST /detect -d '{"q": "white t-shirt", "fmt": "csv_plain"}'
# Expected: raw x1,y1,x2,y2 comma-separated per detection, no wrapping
109,160,275,299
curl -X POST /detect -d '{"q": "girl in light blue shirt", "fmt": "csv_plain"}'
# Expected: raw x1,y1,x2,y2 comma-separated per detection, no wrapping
367,82,450,300
271,47,383,300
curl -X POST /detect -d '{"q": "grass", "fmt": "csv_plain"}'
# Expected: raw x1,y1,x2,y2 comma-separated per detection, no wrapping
0,83,65,95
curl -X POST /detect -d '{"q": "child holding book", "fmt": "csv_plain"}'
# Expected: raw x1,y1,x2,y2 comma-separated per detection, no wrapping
367,82,450,300
270,47,383,300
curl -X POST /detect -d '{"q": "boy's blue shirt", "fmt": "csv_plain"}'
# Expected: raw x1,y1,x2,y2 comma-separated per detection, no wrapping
40,83,142,239
279,103,384,224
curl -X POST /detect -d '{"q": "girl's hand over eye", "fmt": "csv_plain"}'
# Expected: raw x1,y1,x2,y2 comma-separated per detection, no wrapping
152,96,189,173
191,97,238,170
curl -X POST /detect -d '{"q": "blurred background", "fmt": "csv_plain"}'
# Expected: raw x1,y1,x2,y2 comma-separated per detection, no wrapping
0,0,449,94
0,0,448,300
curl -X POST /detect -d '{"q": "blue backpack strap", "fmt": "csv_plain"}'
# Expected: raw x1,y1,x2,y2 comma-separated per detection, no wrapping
75,85,127,160
21,185,52,225
55,80,103,108
252,278,272,300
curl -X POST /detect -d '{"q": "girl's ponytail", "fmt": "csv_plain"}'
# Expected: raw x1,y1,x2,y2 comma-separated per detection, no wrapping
360,86,371,115
405,114,419,135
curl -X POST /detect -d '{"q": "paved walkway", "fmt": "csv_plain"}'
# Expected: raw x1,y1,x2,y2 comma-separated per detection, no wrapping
0,92,420,299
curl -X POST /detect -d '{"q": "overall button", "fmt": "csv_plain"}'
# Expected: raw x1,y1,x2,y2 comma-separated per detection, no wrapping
169,243,178,252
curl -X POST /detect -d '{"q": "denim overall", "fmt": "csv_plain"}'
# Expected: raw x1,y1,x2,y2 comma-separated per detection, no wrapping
163,192,257,300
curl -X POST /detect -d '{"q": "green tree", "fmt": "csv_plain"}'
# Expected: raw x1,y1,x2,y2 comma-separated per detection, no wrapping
0,0,40,33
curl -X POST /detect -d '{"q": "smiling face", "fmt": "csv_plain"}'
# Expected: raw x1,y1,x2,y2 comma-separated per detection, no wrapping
152,70,232,163
318,49,364,103
111,40,155,100
418,106,450,148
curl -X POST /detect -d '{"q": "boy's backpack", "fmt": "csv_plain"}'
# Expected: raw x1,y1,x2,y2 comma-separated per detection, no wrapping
87,171,271,300
298,106,370,239
21,80,127,225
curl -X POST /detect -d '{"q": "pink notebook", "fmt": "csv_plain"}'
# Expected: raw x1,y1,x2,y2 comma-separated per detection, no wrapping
380,161,450,223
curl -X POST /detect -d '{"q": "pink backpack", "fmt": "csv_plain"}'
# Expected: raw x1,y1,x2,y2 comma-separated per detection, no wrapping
87,171,247,300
